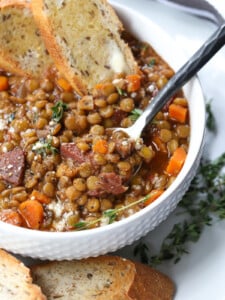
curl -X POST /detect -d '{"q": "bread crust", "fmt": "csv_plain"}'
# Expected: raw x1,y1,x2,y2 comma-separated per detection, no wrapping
31,255,175,300
31,0,138,95
0,0,53,77
0,248,46,300
129,261,175,300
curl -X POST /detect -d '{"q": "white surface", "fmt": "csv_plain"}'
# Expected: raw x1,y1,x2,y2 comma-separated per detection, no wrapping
115,1,225,300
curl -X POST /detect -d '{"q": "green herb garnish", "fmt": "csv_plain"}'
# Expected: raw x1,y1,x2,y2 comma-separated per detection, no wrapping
51,101,68,123
32,137,59,156
206,100,217,133
134,240,150,264
116,87,127,96
74,193,153,230
8,112,15,123
148,58,156,67
129,108,143,121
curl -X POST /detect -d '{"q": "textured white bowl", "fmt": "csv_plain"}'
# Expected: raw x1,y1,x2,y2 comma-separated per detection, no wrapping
0,1,205,260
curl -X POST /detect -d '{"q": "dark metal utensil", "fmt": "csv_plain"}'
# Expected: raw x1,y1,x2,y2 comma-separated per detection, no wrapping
155,0,224,26
114,22,225,140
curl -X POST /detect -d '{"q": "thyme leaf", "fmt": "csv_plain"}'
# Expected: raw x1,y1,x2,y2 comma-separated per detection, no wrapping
51,101,68,123
134,241,150,264
103,209,117,224
206,100,217,133
148,58,156,67
7,112,15,123
32,137,59,156
129,108,143,121
116,87,127,96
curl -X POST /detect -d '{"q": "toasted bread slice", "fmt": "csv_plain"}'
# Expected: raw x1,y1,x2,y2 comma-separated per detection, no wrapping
0,248,46,300
31,256,136,300
31,0,138,95
129,261,175,300
0,0,53,77
31,255,175,300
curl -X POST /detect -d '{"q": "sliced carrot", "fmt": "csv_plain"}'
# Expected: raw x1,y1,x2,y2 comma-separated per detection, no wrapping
144,189,164,206
57,78,72,92
0,209,23,226
19,200,44,229
166,147,187,176
126,74,141,92
168,103,188,123
30,189,51,204
93,139,108,154
0,76,9,91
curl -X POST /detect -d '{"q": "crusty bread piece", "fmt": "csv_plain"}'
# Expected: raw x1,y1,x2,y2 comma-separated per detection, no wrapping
31,256,136,300
129,261,175,300
31,255,175,300
31,0,138,95
0,0,53,77
0,248,46,300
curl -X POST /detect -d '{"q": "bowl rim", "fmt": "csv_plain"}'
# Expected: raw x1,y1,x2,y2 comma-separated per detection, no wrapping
0,1,206,240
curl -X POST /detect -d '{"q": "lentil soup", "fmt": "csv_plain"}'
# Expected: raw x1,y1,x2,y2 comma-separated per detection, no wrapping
0,35,190,231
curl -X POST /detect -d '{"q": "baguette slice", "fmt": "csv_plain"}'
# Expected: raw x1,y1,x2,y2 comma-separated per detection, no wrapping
31,0,138,95
0,0,53,77
31,255,175,300
0,248,46,300
130,261,175,300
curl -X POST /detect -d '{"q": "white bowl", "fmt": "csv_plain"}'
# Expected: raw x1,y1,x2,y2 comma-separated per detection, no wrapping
0,1,205,260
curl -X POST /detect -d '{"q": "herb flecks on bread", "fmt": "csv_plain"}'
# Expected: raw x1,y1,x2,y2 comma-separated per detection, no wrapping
0,248,46,300
31,0,138,95
0,1,53,77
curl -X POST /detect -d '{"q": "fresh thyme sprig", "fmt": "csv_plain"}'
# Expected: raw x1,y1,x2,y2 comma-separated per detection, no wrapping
74,194,151,230
51,101,68,123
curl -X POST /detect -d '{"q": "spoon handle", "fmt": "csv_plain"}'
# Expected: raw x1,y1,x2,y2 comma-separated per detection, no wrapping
134,22,225,134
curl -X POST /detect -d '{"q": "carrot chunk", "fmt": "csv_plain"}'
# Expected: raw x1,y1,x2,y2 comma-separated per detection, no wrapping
57,78,72,92
0,209,23,227
0,76,9,91
93,139,108,154
30,190,51,204
144,189,164,206
19,200,44,229
168,103,188,123
166,147,187,176
126,74,141,92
